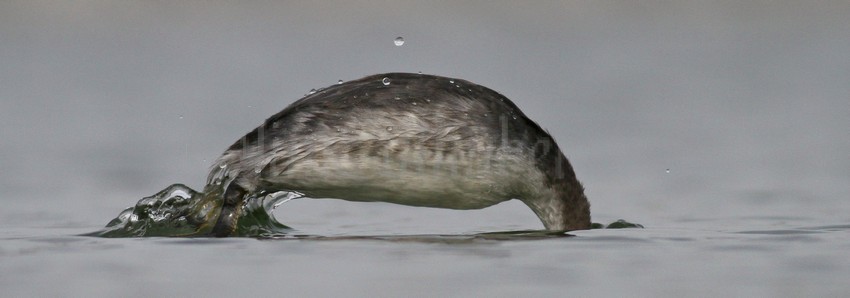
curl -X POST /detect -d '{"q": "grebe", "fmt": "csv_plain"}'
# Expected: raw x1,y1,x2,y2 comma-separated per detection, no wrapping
205,73,590,236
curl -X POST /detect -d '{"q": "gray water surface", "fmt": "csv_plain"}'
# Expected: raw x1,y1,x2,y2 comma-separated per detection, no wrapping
2,1,849,297
3,221,849,297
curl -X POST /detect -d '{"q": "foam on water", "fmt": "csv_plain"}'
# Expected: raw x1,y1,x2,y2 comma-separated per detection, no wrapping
84,184,293,238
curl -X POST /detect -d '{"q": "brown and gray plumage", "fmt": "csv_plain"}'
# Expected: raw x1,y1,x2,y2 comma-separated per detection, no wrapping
206,73,590,235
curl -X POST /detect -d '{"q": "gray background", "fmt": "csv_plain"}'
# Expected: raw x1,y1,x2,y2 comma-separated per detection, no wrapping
3,1,847,228
2,1,849,296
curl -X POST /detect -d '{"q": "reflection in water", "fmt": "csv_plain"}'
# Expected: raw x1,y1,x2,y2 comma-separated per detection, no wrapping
591,219,645,229
263,230,576,242
85,184,643,239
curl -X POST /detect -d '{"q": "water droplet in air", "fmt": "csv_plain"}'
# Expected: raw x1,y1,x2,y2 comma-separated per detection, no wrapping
338,80,344,84
418,71,422,74
449,80,454,84
665,169,671,173
394,36,405,46
382,77,391,85
386,126,393,131
178,115,184,119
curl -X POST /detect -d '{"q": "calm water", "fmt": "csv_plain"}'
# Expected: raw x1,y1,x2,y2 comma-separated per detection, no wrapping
2,1,849,297
3,219,849,297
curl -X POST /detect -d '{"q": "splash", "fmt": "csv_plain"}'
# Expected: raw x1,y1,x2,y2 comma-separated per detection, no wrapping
85,182,643,238
84,184,643,237
85,184,293,238
84,183,642,238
